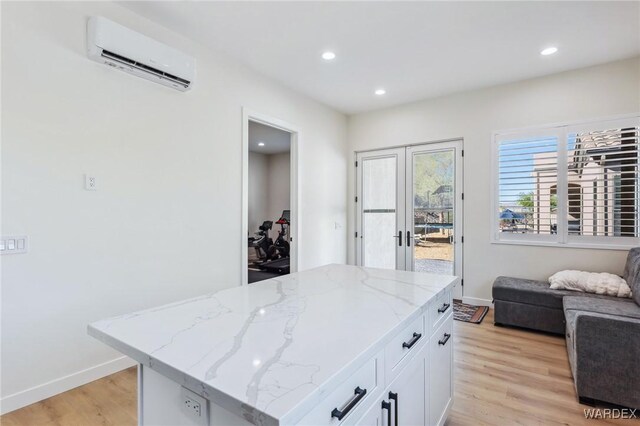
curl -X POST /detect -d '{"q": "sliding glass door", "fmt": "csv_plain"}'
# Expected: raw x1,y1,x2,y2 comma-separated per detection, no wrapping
356,141,463,298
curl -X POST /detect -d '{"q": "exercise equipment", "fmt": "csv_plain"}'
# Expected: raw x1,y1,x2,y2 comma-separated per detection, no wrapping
248,221,273,263
267,210,290,260
260,210,291,274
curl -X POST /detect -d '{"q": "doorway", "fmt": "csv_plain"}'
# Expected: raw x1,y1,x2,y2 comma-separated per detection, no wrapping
242,110,299,286
355,140,463,299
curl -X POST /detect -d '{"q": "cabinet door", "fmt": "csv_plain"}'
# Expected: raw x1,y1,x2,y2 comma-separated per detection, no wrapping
355,399,383,426
391,345,426,426
428,316,453,426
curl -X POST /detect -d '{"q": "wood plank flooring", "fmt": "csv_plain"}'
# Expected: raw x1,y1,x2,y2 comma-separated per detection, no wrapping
1,309,629,425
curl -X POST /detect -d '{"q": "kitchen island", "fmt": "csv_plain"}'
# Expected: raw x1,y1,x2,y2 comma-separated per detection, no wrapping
88,264,457,426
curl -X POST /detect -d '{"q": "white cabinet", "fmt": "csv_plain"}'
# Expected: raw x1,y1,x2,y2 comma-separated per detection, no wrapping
356,340,427,426
389,343,427,426
428,315,453,426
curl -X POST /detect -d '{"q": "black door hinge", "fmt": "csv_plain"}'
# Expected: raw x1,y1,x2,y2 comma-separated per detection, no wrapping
355,231,358,238
461,193,464,200
461,279,464,286
461,150,464,157
461,236,464,243
355,196,358,203
355,160,358,167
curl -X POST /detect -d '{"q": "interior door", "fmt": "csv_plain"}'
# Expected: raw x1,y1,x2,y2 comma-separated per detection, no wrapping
406,142,463,299
356,141,464,299
356,148,406,270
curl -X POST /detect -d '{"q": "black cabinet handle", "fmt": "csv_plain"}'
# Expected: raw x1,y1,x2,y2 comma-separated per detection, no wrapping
402,332,422,350
381,400,392,426
438,333,451,346
389,392,398,426
331,386,367,420
437,303,450,314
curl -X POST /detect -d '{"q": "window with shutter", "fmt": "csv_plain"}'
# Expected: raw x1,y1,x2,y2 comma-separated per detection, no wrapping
493,115,639,249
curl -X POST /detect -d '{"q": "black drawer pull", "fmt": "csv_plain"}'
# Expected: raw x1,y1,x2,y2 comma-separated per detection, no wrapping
437,303,450,314
331,386,367,420
389,392,398,426
402,332,422,349
381,400,392,426
438,333,451,346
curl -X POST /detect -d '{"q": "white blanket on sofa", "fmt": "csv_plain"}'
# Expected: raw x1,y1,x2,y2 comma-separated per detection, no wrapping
548,270,632,298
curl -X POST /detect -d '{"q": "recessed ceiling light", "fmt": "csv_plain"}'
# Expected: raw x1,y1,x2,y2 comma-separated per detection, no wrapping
258,142,265,147
321,51,336,61
374,89,386,96
540,47,558,56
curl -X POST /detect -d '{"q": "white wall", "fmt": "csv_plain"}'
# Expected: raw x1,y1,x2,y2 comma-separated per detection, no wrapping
1,1,347,413
267,152,291,226
248,152,269,235
247,151,290,238
348,57,640,305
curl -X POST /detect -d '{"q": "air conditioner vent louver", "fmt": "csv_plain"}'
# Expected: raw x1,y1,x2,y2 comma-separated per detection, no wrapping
101,50,190,88
87,16,195,92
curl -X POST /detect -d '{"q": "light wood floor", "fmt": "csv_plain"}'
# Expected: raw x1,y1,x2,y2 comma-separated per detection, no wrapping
1,309,628,426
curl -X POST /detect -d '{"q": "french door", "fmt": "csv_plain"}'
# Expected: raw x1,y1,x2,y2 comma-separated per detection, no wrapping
355,140,463,299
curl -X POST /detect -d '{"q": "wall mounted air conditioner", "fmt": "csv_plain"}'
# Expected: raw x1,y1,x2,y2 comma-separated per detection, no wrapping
87,16,195,91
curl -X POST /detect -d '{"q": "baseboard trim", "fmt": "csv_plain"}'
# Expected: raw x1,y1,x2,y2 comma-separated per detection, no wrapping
462,296,494,307
0,356,136,415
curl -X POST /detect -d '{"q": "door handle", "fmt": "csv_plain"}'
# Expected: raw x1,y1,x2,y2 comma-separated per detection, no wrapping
381,400,392,426
393,231,403,246
331,387,367,420
406,231,411,246
389,392,398,426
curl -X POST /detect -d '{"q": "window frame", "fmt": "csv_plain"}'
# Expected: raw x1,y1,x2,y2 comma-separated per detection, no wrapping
491,114,640,250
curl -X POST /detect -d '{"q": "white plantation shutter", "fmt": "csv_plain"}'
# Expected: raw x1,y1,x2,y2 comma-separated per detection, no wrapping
566,123,639,243
497,135,559,238
494,116,640,248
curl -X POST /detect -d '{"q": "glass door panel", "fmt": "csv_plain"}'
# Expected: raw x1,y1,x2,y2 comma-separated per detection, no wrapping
409,149,455,275
357,150,405,269
405,142,463,300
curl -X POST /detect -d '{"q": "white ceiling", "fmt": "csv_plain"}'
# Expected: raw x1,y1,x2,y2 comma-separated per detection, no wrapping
121,1,640,114
249,121,291,154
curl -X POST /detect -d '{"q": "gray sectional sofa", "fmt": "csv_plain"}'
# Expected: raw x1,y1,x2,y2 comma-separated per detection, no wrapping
492,247,640,409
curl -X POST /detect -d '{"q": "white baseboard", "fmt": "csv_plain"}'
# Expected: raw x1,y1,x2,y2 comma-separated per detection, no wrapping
462,296,494,307
0,356,136,415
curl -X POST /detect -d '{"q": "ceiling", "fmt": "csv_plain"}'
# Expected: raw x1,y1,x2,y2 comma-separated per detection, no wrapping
121,1,640,114
248,121,291,154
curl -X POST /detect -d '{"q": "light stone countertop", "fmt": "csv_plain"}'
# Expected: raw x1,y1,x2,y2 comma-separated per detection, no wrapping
88,264,458,425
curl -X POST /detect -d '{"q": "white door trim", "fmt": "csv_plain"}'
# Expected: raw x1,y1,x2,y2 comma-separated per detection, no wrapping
242,108,299,286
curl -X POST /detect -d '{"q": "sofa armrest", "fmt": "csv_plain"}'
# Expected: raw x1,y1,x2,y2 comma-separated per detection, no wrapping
574,312,640,408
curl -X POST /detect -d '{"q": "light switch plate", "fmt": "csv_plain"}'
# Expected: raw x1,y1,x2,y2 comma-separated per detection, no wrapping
1,236,28,254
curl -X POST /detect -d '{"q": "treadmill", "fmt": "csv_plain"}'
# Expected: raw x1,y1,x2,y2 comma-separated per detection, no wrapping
259,210,290,275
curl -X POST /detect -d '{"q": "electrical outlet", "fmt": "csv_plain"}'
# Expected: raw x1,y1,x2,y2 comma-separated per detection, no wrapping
181,387,208,425
84,174,97,191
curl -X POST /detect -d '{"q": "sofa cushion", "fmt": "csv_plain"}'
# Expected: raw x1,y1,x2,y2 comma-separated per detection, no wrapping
563,295,640,320
564,309,578,379
493,276,616,310
623,247,640,306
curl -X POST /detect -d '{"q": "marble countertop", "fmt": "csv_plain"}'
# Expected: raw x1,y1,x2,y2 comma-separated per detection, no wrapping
88,264,457,425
